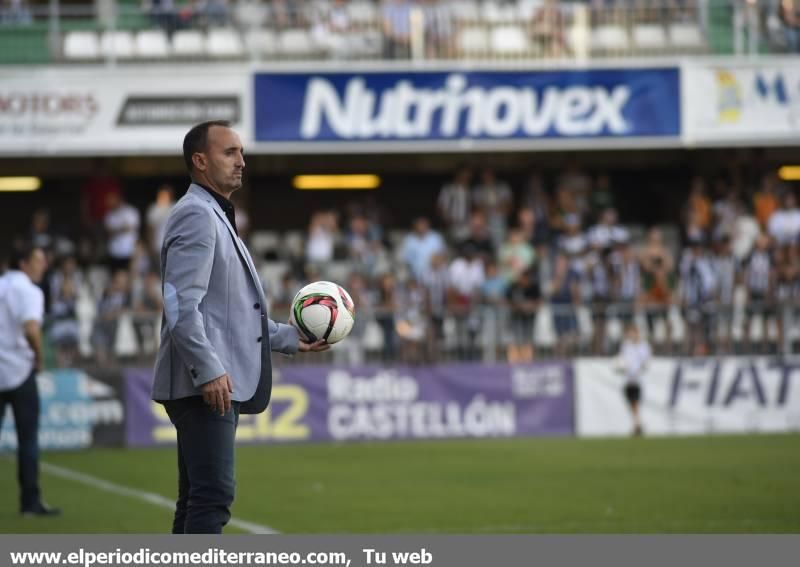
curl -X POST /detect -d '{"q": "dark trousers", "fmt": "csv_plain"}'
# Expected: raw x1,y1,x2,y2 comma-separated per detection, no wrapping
163,396,240,534
0,370,41,512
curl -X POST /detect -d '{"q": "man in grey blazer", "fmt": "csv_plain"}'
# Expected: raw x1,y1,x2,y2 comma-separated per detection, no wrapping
152,120,328,534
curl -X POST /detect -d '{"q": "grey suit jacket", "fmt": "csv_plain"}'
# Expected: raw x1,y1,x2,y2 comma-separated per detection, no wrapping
151,184,299,414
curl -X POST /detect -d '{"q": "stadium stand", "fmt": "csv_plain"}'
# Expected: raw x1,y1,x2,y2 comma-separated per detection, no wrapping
7,161,797,369
2,0,799,367
0,0,794,64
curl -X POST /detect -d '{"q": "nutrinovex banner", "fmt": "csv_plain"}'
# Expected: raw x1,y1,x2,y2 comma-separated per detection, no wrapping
253,68,680,144
125,363,574,446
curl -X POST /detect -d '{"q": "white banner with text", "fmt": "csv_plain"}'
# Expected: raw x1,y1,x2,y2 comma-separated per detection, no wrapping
576,357,800,437
0,65,248,156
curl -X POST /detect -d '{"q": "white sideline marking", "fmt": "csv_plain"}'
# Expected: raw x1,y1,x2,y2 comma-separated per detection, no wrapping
41,462,279,534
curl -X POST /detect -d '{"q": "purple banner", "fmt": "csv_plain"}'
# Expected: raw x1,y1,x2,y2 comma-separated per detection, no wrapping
125,363,574,447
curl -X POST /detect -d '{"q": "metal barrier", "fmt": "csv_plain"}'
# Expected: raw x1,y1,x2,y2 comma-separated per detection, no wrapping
280,301,797,365
0,0,791,65
44,300,800,369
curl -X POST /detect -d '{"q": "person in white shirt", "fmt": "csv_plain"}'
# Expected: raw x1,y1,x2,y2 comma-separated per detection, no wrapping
305,210,338,264
0,245,60,516
146,184,175,260
588,207,628,251
104,192,141,274
616,324,651,437
732,199,760,262
447,244,485,360
767,192,800,248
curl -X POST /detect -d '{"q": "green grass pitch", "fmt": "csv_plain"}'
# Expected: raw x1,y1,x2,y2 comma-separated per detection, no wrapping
1,434,798,533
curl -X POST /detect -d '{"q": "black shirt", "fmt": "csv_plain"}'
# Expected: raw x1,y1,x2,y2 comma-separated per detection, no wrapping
507,279,541,304
196,182,237,235
461,236,495,259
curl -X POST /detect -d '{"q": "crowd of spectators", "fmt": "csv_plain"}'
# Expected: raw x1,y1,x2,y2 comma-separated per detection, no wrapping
6,159,800,369
0,0,32,24
4,0,800,58
262,162,800,363
134,0,800,57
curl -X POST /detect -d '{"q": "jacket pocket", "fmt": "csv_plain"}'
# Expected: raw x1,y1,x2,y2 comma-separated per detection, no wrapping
206,326,231,373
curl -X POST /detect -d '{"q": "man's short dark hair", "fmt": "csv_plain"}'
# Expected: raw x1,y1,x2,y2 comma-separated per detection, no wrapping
10,242,42,270
183,120,232,173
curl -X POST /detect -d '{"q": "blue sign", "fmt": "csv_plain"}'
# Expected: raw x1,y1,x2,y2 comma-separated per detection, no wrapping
254,68,680,143
0,369,124,450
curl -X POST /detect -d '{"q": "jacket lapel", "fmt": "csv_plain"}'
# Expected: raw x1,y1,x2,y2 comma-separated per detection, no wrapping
211,207,265,302
188,185,264,302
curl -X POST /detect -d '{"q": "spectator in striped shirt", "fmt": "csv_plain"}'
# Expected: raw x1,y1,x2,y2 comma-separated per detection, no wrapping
711,236,737,354
472,167,513,248
679,237,717,356
422,252,449,359
743,233,776,353
585,243,612,355
421,0,454,58
437,167,473,242
611,236,641,328
382,0,412,58
775,247,800,352
550,253,581,357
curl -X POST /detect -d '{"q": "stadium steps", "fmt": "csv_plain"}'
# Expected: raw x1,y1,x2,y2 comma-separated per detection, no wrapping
0,23,51,64
708,0,735,54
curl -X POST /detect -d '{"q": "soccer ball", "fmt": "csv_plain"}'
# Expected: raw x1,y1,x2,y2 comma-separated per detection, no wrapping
289,281,355,344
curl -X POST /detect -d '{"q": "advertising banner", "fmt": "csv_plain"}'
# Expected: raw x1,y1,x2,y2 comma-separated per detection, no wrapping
576,357,800,437
125,363,574,446
0,64,684,154
0,66,248,156
683,60,800,145
0,369,125,450
253,68,680,148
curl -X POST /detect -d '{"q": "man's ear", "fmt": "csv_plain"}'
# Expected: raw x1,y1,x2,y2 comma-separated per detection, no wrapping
192,152,206,172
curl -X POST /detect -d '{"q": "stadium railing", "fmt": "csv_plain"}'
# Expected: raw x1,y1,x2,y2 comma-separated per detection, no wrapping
43,299,800,370
0,0,788,65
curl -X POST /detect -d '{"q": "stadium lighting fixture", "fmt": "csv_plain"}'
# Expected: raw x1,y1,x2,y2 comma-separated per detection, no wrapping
293,175,381,190
778,166,800,181
0,177,42,192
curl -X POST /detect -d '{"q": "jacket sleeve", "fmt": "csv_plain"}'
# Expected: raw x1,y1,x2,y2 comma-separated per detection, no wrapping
161,204,226,387
268,318,300,355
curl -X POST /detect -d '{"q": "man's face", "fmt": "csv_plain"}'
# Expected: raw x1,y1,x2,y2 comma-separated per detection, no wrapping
157,186,174,205
112,270,130,291
470,213,486,235
197,126,245,194
351,217,368,235
602,208,617,225
106,192,121,210
23,249,47,283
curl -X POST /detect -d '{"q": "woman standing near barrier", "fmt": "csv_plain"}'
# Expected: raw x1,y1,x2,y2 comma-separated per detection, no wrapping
616,324,652,437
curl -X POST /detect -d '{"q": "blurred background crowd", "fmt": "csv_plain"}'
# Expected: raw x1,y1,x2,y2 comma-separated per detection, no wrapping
1,0,798,63
7,158,800,369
